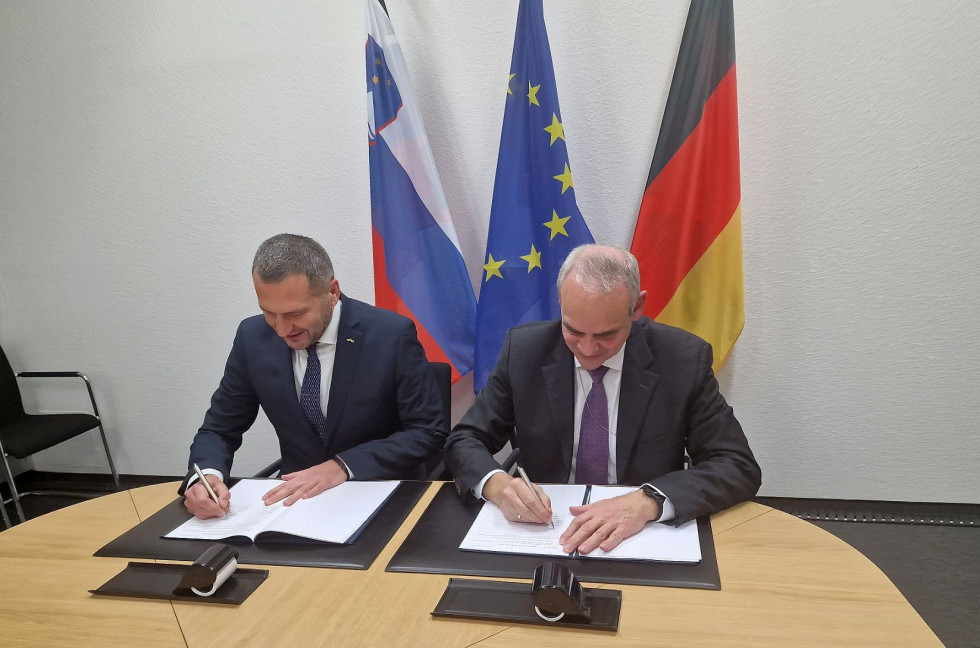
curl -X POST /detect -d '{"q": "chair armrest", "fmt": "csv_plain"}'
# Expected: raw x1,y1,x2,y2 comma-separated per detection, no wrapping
252,459,283,479
16,371,83,378
16,371,101,418
500,447,520,473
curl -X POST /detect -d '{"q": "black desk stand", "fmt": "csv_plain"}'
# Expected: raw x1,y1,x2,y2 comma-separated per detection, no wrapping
91,544,268,605
432,563,621,631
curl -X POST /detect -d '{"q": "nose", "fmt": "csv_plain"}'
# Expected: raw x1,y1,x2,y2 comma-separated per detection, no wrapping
272,318,293,338
578,336,601,355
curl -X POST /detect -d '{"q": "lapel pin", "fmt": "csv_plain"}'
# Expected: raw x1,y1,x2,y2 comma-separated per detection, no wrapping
346,338,355,343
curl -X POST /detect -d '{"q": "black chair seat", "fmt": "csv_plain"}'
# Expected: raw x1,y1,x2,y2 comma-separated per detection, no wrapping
0,413,101,459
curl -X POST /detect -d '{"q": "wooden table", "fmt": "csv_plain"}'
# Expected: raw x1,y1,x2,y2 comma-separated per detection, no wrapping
0,483,942,647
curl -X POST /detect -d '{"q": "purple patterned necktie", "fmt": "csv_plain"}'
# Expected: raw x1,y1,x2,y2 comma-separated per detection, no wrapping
576,366,610,485
300,344,327,440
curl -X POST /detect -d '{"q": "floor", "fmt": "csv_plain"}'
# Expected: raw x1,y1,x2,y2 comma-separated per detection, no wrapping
3,473,978,648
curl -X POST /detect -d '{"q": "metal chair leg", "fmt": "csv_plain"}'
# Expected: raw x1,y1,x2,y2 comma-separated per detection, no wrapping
0,450,26,523
0,437,9,527
96,421,121,491
80,373,120,491
0,488,10,529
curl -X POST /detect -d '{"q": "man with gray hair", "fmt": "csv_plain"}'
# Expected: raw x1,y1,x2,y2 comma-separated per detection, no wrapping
181,233,446,518
446,244,760,554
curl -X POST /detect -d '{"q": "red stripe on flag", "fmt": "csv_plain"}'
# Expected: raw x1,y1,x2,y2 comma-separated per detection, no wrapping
372,228,462,382
632,66,741,316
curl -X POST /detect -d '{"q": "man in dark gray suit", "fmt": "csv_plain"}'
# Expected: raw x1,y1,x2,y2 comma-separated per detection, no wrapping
445,244,760,554
182,234,445,519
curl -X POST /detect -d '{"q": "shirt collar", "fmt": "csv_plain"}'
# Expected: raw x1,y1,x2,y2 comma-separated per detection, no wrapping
315,298,342,346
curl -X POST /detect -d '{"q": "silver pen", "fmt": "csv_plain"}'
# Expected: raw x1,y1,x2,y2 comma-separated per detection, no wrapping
517,465,554,529
193,463,226,518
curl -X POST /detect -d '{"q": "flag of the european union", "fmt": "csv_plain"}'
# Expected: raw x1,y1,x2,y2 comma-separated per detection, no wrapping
474,0,595,392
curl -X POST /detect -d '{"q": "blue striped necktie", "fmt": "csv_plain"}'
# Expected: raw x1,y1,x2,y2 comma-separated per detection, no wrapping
575,366,610,485
300,344,327,440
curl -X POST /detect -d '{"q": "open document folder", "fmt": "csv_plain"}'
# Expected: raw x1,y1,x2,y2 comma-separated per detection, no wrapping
460,484,702,563
165,479,400,544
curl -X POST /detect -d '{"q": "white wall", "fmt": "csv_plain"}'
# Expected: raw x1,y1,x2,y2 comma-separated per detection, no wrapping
1,1,977,501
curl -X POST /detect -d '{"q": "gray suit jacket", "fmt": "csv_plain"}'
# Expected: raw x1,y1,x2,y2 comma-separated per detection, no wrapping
445,317,761,525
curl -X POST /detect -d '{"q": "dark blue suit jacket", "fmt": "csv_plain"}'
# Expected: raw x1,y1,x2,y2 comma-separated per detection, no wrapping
445,317,761,525
186,295,446,484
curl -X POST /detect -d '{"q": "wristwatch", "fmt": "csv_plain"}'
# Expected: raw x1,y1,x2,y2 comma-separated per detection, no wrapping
331,456,353,480
640,484,666,521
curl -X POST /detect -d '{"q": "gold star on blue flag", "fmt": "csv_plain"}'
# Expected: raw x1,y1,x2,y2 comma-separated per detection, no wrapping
474,0,595,392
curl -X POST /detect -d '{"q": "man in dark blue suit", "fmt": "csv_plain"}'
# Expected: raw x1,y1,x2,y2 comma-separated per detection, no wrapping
182,234,445,519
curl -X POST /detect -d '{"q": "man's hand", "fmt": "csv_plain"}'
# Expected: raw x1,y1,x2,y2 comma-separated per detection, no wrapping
262,460,348,506
183,474,231,519
482,473,553,525
559,489,659,554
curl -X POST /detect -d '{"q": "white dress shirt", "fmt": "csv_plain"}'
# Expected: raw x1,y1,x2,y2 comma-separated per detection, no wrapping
291,299,342,414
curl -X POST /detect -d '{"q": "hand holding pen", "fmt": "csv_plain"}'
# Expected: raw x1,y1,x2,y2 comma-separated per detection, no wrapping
482,468,554,526
516,466,555,528
184,463,230,519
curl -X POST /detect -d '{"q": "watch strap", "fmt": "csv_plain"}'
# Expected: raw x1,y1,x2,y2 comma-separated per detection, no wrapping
640,484,666,522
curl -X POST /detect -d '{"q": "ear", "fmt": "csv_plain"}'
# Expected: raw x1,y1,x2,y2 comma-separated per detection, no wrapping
631,290,648,320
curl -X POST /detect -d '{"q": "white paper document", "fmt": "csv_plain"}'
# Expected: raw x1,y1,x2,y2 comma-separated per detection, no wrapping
166,479,400,544
459,484,701,563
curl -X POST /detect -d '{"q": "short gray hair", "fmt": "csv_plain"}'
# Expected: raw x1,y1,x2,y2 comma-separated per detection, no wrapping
557,244,640,310
252,234,335,294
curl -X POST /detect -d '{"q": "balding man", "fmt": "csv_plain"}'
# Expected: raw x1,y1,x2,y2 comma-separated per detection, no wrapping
446,244,760,554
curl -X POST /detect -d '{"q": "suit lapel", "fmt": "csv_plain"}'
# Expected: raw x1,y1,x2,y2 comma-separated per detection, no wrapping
616,324,659,482
542,338,576,481
324,296,362,442
266,329,303,421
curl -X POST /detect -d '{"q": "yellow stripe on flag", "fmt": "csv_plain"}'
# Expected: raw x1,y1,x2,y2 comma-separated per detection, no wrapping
655,205,744,373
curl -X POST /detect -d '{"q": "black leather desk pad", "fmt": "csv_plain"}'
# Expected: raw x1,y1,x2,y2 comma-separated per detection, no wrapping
94,481,427,569
90,561,268,605
386,483,720,589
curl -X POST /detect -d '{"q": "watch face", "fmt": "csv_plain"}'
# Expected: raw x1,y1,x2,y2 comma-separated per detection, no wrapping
643,485,664,502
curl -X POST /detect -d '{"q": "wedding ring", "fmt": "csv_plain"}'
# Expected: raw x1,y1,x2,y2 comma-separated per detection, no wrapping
517,513,522,520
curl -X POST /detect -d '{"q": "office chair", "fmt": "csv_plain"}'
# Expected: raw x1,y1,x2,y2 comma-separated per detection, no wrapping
421,361,452,480
0,344,121,523
251,361,453,481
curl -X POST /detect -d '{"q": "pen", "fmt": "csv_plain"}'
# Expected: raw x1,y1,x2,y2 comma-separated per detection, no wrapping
193,463,226,518
517,465,554,529
571,485,593,558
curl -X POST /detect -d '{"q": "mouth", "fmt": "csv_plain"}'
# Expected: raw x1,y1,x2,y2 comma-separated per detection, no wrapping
578,353,608,367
